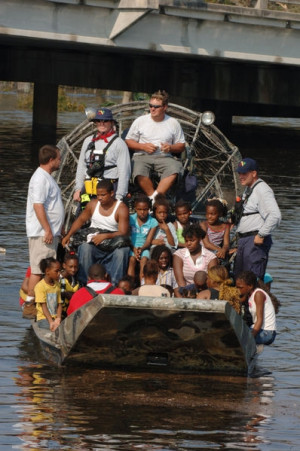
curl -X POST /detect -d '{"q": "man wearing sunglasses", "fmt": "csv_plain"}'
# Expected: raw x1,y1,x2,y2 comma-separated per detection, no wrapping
74,107,131,204
125,90,185,201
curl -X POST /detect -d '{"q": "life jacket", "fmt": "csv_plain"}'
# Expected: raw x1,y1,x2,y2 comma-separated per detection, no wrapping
232,180,263,225
85,134,118,178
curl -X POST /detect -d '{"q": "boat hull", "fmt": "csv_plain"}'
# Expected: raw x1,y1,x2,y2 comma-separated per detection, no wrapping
32,295,257,375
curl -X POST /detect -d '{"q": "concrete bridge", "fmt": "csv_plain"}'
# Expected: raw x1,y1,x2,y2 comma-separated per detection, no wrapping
1,0,300,139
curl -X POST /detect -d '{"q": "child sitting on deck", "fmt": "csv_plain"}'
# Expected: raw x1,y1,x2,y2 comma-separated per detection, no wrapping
151,194,178,253
117,275,135,295
200,198,230,261
34,257,62,331
235,270,277,344
197,265,241,313
67,263,124,315
132,260,170,297
60,252,80,318
179,270,207,298
173,200,194,248
150,244,179,297
128,194,158,282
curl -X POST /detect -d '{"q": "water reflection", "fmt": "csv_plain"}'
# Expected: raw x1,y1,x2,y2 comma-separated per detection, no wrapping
14,357,275,450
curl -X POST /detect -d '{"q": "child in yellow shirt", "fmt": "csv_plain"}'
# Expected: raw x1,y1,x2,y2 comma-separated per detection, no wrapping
34,257,62,331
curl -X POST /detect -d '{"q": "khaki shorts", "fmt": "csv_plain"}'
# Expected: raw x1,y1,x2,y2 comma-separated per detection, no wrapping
28,236,60,274
132,154,182,181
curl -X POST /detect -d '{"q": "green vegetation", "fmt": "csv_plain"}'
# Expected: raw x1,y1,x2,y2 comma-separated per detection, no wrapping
0,83,156,112
57,87,86,112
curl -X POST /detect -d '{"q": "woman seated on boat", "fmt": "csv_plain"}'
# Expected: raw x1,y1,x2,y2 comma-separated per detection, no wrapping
197,265,241,314
173,224,218,295
235,270,277,345
132,260,171,297
73,107,131,204
67,263,124,315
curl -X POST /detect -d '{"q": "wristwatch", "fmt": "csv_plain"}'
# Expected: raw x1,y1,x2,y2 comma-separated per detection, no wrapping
258,232,264,238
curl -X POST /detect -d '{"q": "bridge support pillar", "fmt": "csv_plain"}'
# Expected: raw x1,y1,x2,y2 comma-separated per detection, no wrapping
32,83,58,151
213,104,233,136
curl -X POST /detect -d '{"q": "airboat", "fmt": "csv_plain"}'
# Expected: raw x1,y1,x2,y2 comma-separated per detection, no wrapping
31,102,256,376
56,101,242,229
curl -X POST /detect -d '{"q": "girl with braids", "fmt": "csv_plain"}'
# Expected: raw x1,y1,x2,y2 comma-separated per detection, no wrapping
197,265,241,314
200,198,230,260
235,270,277,345
34,257,62,331
150,244,179,296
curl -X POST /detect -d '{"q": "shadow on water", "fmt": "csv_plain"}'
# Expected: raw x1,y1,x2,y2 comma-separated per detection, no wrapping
14,328,275,450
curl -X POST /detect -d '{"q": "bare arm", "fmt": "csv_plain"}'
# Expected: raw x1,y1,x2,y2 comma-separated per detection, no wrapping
33,203,53,243
196,289,211,300
125,139,157,154
222,224,230,252
252,291,265,337
217,224,230,259
52,304,62,331
207,258,218,270
140,227,157,252
61,200,96,247
160,222,175,246
173,254,186,287
21,275,29,294
41,303,55,326
160,142,185,154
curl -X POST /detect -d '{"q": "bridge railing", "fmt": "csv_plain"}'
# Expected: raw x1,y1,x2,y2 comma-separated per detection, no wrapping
208,0,300,11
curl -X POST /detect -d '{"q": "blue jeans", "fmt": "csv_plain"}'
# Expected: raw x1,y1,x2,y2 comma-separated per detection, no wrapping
37,319,50,329
254,329,276,345
78,242,130,286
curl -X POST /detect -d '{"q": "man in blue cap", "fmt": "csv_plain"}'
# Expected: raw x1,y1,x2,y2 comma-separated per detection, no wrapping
74,107,131,204
234,157,281,280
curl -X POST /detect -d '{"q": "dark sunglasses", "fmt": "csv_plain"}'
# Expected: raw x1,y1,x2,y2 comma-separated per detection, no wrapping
149,103,163,109
93,119,111,123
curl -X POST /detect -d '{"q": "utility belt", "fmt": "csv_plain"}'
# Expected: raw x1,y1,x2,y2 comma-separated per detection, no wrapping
84,177,118,196
237,230,258,238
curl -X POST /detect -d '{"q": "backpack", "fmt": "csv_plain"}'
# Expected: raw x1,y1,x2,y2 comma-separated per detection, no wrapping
85,283,115,298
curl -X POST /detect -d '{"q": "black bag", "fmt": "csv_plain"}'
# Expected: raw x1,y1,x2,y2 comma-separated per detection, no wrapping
71,227,131,252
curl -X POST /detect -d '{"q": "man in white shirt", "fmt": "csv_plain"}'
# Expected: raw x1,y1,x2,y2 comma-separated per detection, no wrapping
25,145,64,308
125,90,185,201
